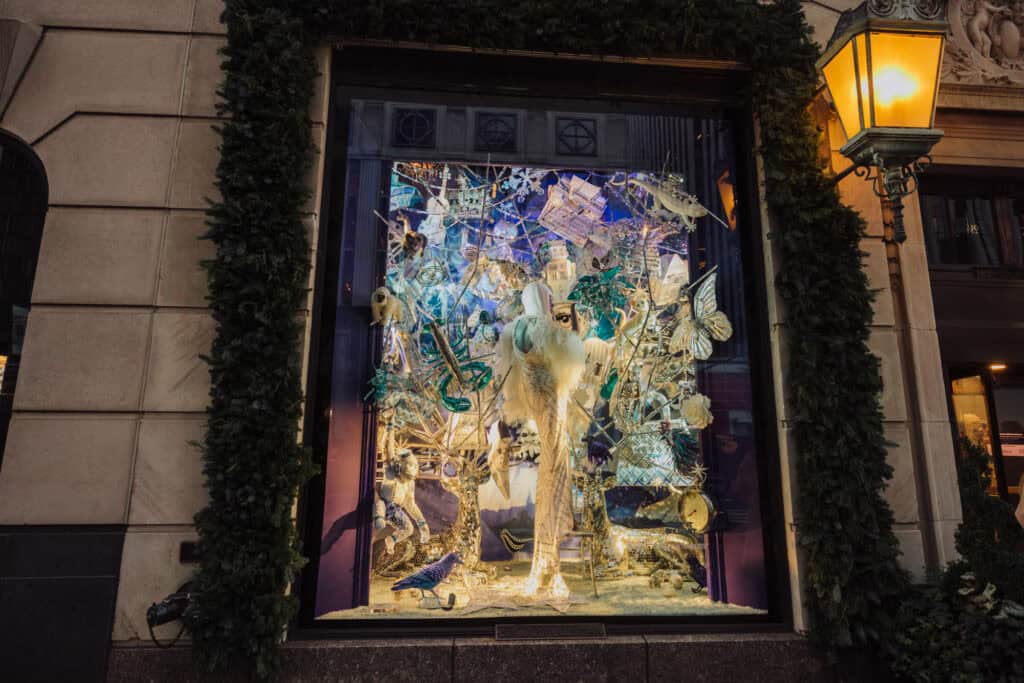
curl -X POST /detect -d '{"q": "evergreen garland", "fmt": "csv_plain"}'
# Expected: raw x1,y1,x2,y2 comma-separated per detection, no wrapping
187,1,318,677
750,9,910,651
888,439,1024,682
949,437,1024,604
192,0,907,674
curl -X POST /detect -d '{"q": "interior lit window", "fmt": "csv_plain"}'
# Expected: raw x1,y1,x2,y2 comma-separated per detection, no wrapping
951,375,1000,496
950,367,1024,506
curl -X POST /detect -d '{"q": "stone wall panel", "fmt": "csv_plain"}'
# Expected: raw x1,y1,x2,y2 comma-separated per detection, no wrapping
893,525,927,580
910,328,951,423
837,165,884,237
35,115,177,207
861,238,895,327
932,519,961,568
921,420,964,523
129,416,207,525
112,528,197,641
142,311,214,412
802,2,841,48
182,36,225,118
882,423,919,524
33,208,163,306
14,308,151,411
769,323,790,424
868,328,908,422
168,119,221,209
310,46,330,125
2,30,187,143
0,415,137,524
0,0,195,33
157,211,213,307
193,0,227,35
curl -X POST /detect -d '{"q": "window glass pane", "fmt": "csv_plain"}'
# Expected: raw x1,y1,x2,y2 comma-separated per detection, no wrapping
993,376,1024,506
866,32,942,129
315,102,772,621
821,40,862,138
920,193,1001,265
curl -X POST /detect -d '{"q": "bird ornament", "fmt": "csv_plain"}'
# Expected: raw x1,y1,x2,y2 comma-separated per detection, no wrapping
391,552,462,610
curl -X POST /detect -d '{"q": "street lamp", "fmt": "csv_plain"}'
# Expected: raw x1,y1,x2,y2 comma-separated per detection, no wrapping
818,0,946,242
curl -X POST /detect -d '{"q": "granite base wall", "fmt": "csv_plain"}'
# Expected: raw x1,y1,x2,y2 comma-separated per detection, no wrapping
108,633,833,683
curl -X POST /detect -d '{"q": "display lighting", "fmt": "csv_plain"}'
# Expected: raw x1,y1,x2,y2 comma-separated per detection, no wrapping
818,1,946,242
716,168,738,231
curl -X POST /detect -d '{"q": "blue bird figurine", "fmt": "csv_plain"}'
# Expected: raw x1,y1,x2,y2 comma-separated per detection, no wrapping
686,553,707,593
391,552,462,608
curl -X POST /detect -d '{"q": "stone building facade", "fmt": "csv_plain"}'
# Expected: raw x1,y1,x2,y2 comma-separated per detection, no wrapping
0,4,330,677
0,1,1019,680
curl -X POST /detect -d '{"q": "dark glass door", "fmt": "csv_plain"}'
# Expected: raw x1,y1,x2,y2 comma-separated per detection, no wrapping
0,134,48,462
949,365,1024,506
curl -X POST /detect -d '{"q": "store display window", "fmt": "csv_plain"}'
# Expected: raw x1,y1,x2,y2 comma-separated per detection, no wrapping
307,84,777,625
951,374,1000,496
993,372,1024,504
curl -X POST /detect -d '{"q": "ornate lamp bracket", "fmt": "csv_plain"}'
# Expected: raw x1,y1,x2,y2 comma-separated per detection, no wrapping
819,1,947,244
829,126,942,243
834,154,931,243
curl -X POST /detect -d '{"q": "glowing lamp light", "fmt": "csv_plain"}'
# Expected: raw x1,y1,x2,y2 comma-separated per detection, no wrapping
822,27,943,137
859,66,918,107
990,363,1008,372
716,168,738,231
817,2,946,242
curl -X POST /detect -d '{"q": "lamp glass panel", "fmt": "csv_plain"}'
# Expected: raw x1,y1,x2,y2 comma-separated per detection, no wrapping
867,32,942,128
822,39,862,139
855,33,871,127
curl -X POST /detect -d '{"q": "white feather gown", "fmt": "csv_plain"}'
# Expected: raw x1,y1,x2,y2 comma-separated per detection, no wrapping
497,314,585,595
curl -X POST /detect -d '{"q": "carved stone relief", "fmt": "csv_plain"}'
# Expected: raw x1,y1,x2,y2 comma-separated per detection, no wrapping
869,0,945,21
945,0,1024,86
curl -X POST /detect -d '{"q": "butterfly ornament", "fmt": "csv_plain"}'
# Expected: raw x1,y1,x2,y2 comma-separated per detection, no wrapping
669,267,732,360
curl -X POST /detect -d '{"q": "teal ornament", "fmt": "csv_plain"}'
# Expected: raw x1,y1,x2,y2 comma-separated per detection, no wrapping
422,320,493,413
600,368,619,401
569,265,633,332
365,368,392,404
670,428,700,471
438,361,492,413
591,314,618,341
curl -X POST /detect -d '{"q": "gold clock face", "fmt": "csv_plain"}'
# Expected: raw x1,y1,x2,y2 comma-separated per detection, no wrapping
679,491,714,534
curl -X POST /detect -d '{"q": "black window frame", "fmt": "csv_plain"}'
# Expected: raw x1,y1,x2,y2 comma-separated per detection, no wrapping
946,363,1024,507
919,168,1024,273
293,44,792,638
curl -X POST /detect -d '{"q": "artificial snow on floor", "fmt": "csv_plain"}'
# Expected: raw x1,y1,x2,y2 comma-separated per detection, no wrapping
318,560,765,620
